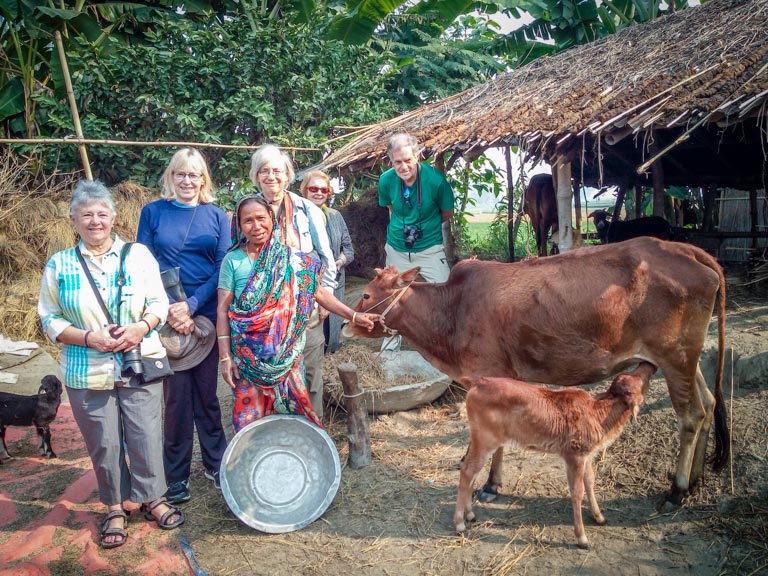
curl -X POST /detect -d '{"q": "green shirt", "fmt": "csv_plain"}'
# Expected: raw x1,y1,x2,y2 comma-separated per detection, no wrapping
378,163,455,253
218,247,254,298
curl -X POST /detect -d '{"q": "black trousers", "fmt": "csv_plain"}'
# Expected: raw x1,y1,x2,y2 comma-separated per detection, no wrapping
163,345,227,484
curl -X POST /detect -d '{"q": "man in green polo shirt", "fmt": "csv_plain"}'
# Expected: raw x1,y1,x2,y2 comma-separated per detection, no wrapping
378,133,455,350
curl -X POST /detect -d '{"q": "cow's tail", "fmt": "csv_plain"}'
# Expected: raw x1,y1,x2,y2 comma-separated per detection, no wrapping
710,255,729,471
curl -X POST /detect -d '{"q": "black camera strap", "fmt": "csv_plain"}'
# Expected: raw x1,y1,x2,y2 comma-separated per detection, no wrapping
399,165,424,247
76,242,133,327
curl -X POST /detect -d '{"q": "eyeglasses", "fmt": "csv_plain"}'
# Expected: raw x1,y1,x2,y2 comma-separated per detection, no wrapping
173,172,202,182
258,167,285,177
307,186,330,194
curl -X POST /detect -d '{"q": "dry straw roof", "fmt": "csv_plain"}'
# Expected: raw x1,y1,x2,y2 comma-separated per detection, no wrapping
323,0,768,184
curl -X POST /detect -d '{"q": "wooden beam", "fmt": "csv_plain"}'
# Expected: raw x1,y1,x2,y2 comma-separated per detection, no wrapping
554,154,574,252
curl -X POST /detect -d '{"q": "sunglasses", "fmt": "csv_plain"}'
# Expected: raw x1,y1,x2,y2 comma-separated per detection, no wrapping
307,186,331,194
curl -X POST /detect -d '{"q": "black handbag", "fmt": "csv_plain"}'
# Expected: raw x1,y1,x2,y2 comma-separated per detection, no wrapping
76,242,174,384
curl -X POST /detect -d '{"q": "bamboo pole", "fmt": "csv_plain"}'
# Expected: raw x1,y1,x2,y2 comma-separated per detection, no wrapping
0,136,319,152
54,31,92,180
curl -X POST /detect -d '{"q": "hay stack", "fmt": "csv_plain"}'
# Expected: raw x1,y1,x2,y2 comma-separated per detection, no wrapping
0,154,159,344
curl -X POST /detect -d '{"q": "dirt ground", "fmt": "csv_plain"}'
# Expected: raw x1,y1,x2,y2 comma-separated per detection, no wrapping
174,275,768,576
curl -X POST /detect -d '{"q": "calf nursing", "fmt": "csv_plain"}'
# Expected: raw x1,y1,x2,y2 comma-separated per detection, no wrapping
0,374,63,462
455,363,655,549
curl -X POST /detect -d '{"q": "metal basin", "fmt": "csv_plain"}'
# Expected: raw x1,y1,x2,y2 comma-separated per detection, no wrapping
220,415,341,533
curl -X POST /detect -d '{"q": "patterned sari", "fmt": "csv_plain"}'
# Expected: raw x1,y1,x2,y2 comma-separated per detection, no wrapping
228,231,323,432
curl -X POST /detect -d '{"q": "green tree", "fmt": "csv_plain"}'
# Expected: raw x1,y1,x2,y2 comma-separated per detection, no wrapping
32,11,397,187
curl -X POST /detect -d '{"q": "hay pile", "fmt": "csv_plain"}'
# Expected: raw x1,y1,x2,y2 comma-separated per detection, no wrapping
323,343,424,406
0,154,159,345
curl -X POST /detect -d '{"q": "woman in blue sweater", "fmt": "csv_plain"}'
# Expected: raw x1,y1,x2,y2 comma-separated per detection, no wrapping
137,148,229,504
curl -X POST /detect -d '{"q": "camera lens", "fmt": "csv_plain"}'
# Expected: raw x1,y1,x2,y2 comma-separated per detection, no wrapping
122,346,144,377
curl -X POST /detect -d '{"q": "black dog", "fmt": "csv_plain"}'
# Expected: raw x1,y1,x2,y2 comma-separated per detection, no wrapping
0,374,63,462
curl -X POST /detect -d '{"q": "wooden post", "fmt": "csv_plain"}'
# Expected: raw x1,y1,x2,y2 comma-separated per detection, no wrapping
554,155,574,252
612,185,627,220
337,363,371,469
505,146,516,262
749,188,758,249
649,135,665,218
54,31,92,180
572,175,582,246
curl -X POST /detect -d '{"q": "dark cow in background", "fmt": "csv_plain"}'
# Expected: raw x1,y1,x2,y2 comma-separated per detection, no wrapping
524,174,558,256
589,209,672,244
344,237,728,508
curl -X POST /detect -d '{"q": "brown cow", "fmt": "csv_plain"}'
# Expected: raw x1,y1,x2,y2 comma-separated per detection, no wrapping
344,237,728,507
524,174,558,256
455,363,654,549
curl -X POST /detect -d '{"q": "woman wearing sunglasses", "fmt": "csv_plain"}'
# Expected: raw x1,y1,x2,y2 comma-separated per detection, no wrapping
300,171,355,354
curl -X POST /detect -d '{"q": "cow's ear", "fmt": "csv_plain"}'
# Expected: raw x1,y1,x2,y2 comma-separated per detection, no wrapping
396,267,421,287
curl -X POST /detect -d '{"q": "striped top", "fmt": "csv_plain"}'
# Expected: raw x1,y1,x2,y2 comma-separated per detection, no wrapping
38,236,169,390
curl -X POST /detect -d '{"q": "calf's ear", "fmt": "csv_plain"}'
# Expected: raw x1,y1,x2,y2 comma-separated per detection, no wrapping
396,266,421,287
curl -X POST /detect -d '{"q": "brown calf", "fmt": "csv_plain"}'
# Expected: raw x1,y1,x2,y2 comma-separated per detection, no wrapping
454,362,655,549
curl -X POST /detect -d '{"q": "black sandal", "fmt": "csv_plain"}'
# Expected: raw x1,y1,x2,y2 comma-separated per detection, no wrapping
141,497,186,530
100,509,128,549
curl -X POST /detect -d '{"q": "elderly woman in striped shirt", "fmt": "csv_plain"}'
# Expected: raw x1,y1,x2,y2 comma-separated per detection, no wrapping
38,180,184,550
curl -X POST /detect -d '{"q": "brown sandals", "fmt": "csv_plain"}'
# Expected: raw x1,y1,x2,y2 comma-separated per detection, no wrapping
100,509,129,549
141,497,186,530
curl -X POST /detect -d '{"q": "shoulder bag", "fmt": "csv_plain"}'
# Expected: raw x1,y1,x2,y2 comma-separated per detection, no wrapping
76,242,174,384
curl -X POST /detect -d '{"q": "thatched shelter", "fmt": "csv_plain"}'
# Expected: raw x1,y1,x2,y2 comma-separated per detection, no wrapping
322,0,767,254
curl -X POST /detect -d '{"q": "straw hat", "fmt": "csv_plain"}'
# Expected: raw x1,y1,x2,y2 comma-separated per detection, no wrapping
159,316,216,371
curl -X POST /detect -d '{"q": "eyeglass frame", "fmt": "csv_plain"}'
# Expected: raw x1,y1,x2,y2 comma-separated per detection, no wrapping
306,186,331,195
173,171,202,182
257,167,286,177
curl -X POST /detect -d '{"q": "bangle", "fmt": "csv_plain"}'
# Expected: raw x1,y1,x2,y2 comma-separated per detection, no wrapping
352,312,358,325
140,318,152,333
219,356,231,362
217,335,230,339
84,330,92,347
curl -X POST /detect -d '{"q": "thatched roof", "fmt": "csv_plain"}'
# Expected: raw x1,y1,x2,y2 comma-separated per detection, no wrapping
322,0,768,189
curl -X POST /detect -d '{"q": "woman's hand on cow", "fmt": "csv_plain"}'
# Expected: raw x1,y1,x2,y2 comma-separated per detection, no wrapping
351,312,379,331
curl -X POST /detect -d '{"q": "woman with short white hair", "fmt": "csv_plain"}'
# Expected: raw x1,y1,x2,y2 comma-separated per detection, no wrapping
39,179,183,549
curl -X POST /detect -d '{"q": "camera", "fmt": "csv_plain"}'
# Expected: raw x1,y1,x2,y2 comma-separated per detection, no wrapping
111,326,144,378
122,346,144,378
403,224,423,249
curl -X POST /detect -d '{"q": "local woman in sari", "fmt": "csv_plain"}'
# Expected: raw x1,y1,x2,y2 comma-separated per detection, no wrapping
216,195,378,432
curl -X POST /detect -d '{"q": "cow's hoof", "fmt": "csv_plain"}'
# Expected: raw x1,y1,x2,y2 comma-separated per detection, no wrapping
477,490,497,503
576,540,590,550
476,484,498,503
594,515,606,526
455,522,466,534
